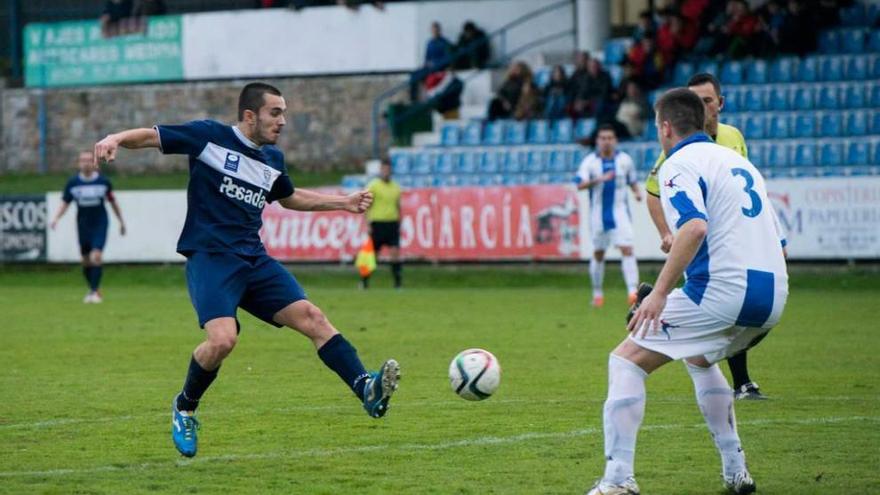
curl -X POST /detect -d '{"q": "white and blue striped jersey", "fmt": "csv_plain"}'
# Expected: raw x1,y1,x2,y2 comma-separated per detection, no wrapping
155,120,295,257
658,133,788,327
575,151,637,233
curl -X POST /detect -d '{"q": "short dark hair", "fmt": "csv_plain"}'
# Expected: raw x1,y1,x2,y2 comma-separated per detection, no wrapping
687,72,721,97
654,88,705,137
238,82,282,121
596,123,617,137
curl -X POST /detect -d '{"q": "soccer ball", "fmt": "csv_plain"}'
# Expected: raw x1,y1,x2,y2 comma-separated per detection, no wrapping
448,348,501,401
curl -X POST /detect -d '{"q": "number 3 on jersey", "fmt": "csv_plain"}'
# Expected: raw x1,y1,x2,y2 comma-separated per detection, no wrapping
731,168,763,218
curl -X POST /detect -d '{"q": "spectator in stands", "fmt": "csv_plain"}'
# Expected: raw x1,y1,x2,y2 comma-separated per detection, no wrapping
778,0,818,55
514,76,542,121
722,0,760,58
488,61,535,120
679,0,710,26
543,65,569,120
567,51,591,114
633,10,656,42
624,35,665,90
425,22,453,72
657,12,698,66
100,0,134,37
570,55,612,119
615,79,652,139
453,21,491,70
425,70,463,120
756,0,787,54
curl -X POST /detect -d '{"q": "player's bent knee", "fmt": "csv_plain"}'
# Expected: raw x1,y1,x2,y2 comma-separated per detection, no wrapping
210,333,238,356
594,251,605,261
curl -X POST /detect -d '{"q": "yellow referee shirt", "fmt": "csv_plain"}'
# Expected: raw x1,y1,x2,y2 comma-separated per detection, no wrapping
366,178,402,222
645,122,749,197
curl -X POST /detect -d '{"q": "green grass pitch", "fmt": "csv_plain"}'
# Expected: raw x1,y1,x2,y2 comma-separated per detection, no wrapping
1,264,877,494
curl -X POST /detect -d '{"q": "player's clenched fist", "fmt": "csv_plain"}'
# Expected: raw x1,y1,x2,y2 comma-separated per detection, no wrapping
347,191,373,214
94,135,120,165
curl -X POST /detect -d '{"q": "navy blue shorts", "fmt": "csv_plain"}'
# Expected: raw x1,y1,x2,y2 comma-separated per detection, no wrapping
185,251,307,328
78,224,108,256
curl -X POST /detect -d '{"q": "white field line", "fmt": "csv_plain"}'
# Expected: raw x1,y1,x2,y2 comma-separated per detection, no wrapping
0,395,877,431
0,415,876,479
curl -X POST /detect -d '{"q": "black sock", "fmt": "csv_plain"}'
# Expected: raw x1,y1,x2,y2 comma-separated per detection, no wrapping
361,275,370,289
391,263,402,288
82,266,91,288
177,355,219,412
90,266,103,291
317,334,369,400
727,352,751,389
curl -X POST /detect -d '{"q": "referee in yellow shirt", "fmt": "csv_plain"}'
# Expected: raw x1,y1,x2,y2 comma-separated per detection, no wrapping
363,160,403,289
644,72,765,401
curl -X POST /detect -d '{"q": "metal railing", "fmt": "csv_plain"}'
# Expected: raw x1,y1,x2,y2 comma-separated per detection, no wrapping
370,0,576,157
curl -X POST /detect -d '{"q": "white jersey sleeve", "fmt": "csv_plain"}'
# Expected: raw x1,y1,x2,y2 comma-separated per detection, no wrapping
621,153,637,186
658,158,708,230
575,153,598,184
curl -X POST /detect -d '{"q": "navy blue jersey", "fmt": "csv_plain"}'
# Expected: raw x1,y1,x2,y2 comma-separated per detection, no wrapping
62,173,113,228
154,120,295,256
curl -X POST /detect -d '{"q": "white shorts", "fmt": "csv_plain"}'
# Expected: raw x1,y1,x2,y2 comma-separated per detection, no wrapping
629,289,774,363
591,222,634,251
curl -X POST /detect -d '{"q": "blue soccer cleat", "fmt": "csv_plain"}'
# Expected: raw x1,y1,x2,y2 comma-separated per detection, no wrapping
171,395,200,457
362,359,400,418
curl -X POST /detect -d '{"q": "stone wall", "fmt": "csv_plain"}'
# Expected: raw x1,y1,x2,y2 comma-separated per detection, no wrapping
0,74,407,173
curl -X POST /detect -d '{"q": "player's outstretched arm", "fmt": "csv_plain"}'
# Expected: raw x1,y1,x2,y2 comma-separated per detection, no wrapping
94,128,160,164
108,197,126,236
627,218,707,337
278,188,373,213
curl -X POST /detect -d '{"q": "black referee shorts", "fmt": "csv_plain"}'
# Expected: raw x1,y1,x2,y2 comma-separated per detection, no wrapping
370,221,400,251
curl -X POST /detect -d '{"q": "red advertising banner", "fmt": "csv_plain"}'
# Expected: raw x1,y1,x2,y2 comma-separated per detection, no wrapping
260,185,580,261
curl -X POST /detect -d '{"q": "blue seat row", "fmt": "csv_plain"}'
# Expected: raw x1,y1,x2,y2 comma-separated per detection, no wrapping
840,2,880,27
818,28,880,54
391,146,587,175
722,82,880,112
395,173,576,188
439,119,597,146
675,53,880,86
749,137,880,168
723,111,880,139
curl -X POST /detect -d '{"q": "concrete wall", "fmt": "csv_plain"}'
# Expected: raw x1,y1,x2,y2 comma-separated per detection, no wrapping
1,74,407,173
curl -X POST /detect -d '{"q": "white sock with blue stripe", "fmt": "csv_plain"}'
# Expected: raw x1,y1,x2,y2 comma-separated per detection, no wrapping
686,362,746,478
602,354,647,485
621,255,639,294
590,257,605,298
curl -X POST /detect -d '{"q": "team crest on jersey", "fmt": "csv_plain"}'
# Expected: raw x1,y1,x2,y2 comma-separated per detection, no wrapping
664,173,682,189
262,167,272,188
224,153,240,172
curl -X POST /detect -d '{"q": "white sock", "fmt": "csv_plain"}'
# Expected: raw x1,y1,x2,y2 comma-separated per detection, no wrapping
686,362,746,478
602,354,647,484
590,258,606,298
621,255,639,294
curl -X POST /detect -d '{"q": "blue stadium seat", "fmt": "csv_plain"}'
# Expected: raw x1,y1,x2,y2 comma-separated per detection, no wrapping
846,110,869,136
534,67,551,89
723,114,743,133
873,139,880,165
395,175,413,188
575,118,597,141
504,150,525,173
341,175,366,189
436,152,461,173
525,150,547,173
435,174,460,187
548,149,573,172
697,60,719,78
820,56,845,81
720,61,744,84
844,83,867,108
502,173,527,186
871,111,880,135
608,65,624,88
743,87,766,112
819,141,844,166
605,38,630,65
767,86,791,111
799,57,819,82
768,113,792,139
869,30,880,52
391,152,412,174
846,55,869,80
528,120,550,144
483,120,506,145
840,3,866,26
792,85,815,110
748,142,767,168
745,59,768,84
744,114,767,139
766,143,790,168
841,29,866,54
793,113,816,138
770,57,799,83
643,146,660,171
641,119,658,141
551,119,573,144
723,87,741,113
440,123,460,146
505,121,527,145
819,112,844,137
455,152,477,174
846,140,870,165
620,145,643,171
793,142,817,166
413,151,438,174
818,85,842,109
480,150,501,173
462,120,482,146
871,54,880,78
478,174,504,186
818,30,840,54
462,150,481,172
673,61,695,86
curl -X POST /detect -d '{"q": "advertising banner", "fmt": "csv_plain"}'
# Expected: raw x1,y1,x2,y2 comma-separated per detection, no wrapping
261,185,582,261
24,16,183,87
0,195,48,262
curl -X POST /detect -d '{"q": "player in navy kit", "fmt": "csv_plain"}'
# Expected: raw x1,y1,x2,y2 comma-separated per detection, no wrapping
50,150,127,303
93,82,400,458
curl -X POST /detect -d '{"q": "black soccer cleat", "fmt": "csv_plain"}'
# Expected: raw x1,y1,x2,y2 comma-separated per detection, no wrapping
625,283,654,325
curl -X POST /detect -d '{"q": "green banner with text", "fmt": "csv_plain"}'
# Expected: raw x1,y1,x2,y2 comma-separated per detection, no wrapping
24,16,183,87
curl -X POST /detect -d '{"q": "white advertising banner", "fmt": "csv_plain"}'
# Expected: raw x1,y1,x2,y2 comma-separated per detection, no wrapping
43,177,880,263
